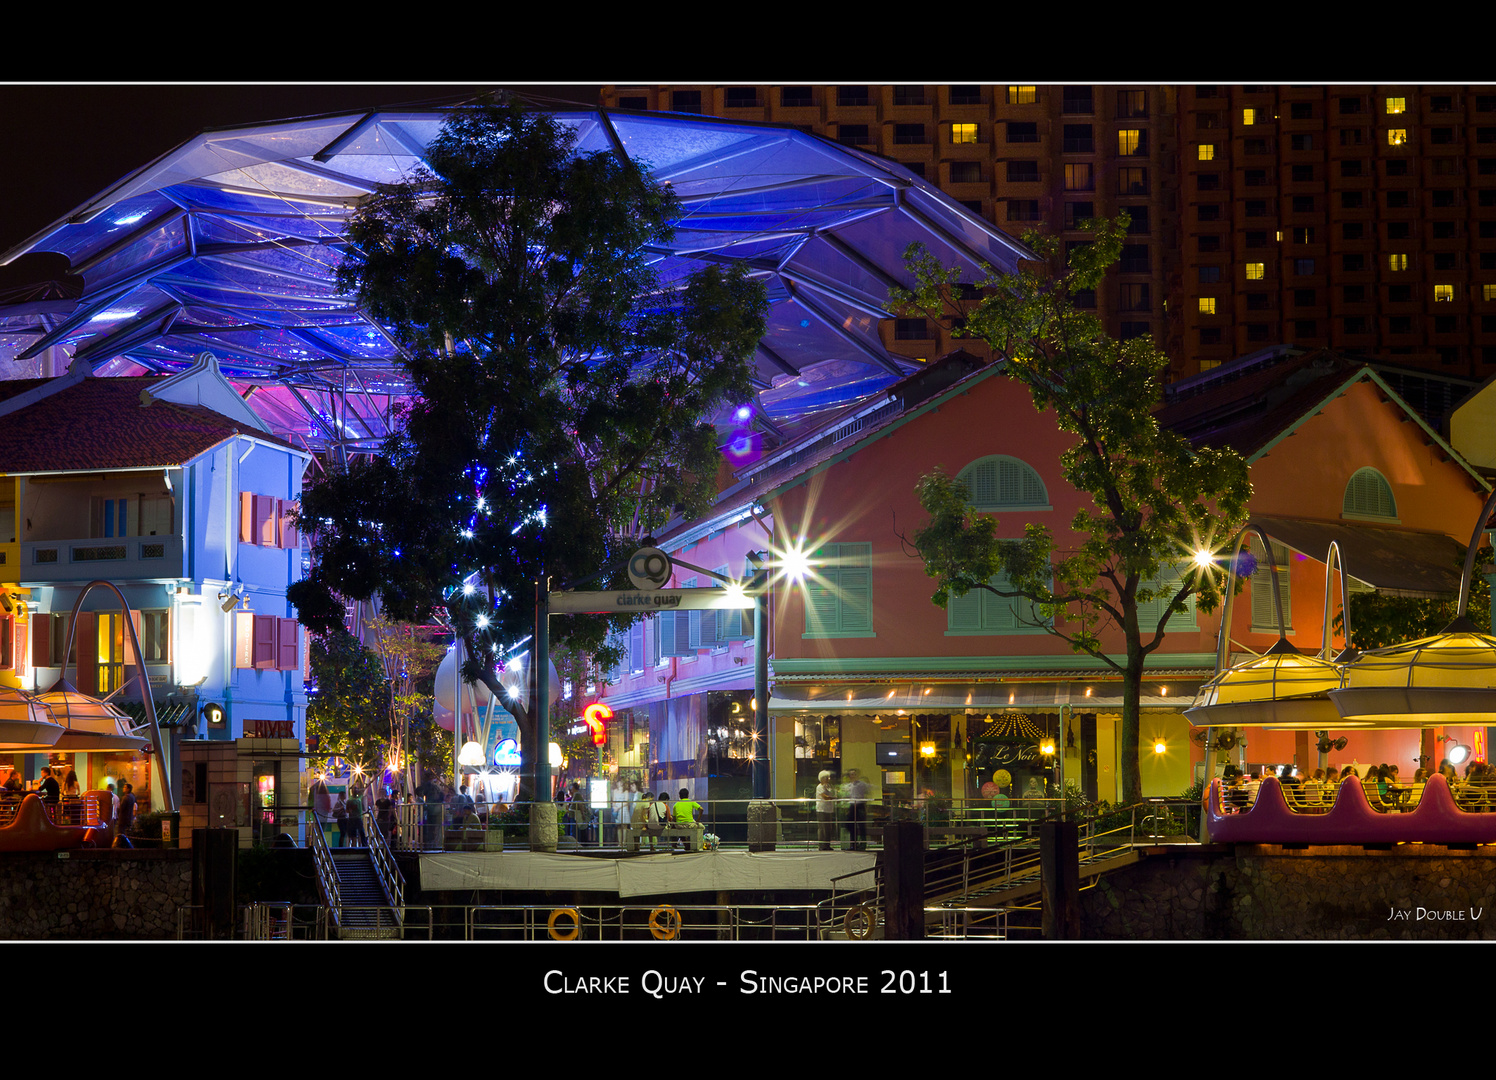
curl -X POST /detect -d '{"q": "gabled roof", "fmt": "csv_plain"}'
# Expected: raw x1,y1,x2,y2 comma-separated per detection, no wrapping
1157,348,1486,490
0,373,295,474
659,350,1002,546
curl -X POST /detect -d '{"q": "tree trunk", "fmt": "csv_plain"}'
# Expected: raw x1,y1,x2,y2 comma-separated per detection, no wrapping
1120,646,1144,806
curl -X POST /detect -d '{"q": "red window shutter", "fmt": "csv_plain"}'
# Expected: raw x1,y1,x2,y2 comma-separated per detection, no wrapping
253,614,276,669
239,492,254,543
74,612,96,694
15,620,28,678
280,500,300,550
0,617,12,670
277,618,299,671
255,495,276,546
122,610,142,669
31,618,49,670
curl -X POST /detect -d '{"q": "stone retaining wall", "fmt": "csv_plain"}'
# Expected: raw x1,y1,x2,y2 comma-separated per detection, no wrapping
0,850,192,939
1080,844,1496,940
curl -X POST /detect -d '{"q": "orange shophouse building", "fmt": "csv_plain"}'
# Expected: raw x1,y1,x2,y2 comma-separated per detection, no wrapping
597,347,1491,810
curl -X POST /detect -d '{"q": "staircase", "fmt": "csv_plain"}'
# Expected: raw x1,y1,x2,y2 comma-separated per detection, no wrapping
821,826,1145,939
330,850,400,939
308,810,405,940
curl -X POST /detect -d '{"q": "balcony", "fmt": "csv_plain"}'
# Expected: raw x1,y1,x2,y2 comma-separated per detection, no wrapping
20,535,186,584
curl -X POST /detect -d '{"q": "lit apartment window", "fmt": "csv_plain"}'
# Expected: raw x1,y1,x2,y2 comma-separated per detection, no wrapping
1485,284,1496,301
1199,298,1217,314
1198,144,1215,161
1064,163,1094,191
1118,129,1144,156
1246,262,1266,280
1007,86,1037,104
1435,284,1455,302
1389,253,1409,271
1386,97,1406,114
951,123,978,144
1243,108,1258,125
1388,129,1408,146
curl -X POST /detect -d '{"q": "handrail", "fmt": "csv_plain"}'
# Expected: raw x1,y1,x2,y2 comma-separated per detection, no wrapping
306,809,342,928
362,808,405,924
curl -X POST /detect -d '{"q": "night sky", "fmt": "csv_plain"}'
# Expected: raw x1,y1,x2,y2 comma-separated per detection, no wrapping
0,83,602,256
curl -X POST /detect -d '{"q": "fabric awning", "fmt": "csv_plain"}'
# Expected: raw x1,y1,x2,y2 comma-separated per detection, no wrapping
1252,515,1467,597
769,679,1205,713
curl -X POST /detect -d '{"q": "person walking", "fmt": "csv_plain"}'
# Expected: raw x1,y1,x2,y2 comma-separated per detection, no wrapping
346,785,366,847
845,769,870,851
816,770,837,851
331,792,348,847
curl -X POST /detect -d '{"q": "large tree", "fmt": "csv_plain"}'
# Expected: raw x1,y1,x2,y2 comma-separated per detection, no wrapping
290,99,768,797
894,218,1252,805
306,629,391,772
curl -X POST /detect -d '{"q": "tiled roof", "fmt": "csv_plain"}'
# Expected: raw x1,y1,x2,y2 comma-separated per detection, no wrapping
1155,349,1368,458
0,375,286,473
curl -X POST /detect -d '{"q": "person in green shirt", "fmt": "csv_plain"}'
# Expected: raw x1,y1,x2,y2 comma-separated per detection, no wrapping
673,787,703,850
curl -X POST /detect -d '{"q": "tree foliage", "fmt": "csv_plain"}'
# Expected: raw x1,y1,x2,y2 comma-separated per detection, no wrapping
290,99,768,794
366,617,450,787
1339,544,1493,650
306,629,390,769
893,218,1253,805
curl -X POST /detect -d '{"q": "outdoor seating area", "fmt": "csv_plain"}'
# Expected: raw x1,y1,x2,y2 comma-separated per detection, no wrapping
1206,773,1496,844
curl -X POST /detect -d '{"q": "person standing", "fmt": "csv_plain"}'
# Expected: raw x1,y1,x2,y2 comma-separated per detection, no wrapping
346,785,366,847
36,767,60,805
815,770,837,851
631,790,656,852
331,792,348,847
844,769,870,851
118,782,137,835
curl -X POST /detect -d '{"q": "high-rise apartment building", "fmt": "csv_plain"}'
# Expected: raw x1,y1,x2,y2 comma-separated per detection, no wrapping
600,84,1177,371
601,84,1496,381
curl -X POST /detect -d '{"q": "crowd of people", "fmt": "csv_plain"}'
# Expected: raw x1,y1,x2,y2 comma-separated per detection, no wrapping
0,767,136,841
1221,758,1496,814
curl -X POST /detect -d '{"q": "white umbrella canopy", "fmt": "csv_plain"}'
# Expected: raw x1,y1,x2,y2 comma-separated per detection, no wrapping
35,681,150,752
0,687,64,750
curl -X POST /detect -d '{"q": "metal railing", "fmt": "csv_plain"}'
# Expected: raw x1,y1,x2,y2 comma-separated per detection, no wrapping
463,902,824,941
362,809,405,920
381,795,1081,853
306,808,341,918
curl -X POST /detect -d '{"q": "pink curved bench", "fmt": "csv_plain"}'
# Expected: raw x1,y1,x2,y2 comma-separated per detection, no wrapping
0,794,105,852
1206,775,1495,844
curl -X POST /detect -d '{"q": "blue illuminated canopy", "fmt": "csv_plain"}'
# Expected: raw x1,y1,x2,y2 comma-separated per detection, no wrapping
0,106,1030,452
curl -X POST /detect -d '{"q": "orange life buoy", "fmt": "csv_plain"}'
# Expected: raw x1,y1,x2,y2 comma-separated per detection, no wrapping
649,904,682,940
547,907,581,941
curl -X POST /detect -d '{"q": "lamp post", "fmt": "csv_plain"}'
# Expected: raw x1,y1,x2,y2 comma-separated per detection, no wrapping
744,551,776,850
532,577,557,851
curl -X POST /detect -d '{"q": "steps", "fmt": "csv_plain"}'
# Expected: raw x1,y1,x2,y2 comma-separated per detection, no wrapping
331,850,400,939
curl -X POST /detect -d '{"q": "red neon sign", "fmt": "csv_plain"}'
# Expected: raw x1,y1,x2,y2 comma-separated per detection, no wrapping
583,703,612,746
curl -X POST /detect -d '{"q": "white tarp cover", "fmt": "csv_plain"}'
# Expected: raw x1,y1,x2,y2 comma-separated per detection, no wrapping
419,849,876,897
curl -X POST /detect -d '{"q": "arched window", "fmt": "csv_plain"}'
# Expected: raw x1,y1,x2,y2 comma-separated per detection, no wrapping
955,455,1051,511
1343,467,1397,521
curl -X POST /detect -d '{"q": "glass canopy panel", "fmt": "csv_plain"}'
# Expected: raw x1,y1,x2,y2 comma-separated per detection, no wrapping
0,106,1030,451
759,359,899,418
192,210,348,248
198,160,377,202
74,217,190,292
